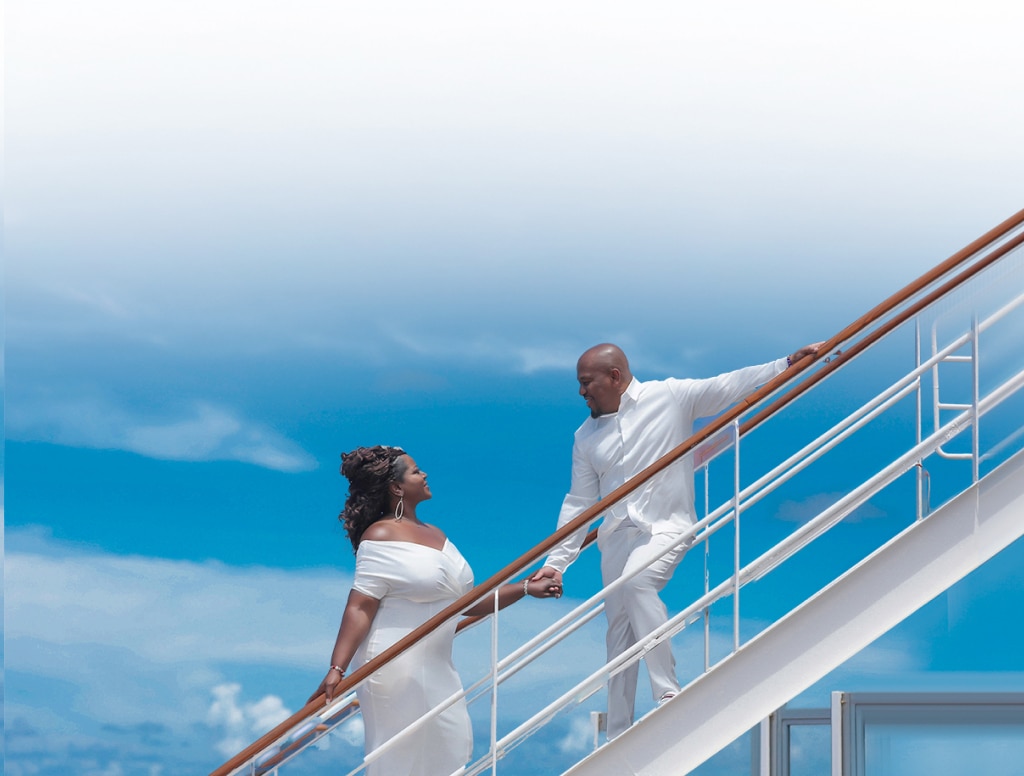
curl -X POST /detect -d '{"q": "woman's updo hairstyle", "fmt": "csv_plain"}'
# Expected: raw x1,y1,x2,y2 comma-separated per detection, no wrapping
339,445,408,551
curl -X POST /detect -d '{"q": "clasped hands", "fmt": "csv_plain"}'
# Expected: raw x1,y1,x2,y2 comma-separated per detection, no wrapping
528,566,563,599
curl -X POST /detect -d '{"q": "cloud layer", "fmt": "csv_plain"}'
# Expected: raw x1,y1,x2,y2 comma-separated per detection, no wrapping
5,528,971,774
5,531,347,773
6,398,317,472
9,0,1023,363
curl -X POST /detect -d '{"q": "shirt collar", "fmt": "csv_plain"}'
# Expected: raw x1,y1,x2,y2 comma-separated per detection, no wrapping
620,377,641,407
588,378,641,422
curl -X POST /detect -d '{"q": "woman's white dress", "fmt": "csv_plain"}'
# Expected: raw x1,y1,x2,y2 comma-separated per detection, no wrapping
351,539,474,776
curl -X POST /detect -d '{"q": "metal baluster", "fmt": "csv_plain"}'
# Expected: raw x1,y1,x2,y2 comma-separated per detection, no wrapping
732,421,741,652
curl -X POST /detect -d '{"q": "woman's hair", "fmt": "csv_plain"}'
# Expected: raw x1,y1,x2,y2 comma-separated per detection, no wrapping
338,445,408,551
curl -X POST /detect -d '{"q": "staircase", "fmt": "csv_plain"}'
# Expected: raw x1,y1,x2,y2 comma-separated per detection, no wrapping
567,445,1024,775
211,208,1024,776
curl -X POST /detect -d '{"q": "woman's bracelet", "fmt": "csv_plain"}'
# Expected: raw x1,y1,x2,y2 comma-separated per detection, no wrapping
329,665,345,676
522,578,531,598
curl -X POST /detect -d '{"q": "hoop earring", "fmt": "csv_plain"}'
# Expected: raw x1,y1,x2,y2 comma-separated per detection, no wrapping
394,496,405,522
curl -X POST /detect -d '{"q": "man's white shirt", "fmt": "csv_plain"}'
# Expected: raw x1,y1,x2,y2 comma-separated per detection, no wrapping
544,358,788,573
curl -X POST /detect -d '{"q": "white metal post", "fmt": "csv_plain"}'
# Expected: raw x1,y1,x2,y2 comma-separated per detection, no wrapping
491,589,500,776
733,421,741,650
972,313,981,482
915,321,924,521
758,717,771,776
830,691,844,776
704,464,711,672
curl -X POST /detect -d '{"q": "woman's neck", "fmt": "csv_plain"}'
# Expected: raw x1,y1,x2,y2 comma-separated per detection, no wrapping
386,505,419,522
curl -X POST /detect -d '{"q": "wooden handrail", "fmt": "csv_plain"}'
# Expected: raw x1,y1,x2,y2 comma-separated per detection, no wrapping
210,207,1024,776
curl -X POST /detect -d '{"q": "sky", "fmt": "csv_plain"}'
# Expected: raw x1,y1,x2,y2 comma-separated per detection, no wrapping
4,1,1024,774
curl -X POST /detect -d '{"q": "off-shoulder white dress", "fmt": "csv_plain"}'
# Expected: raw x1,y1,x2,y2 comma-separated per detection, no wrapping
351,539,474,776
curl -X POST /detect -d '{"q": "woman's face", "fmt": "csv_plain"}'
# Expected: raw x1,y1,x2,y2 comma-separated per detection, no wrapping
395,455,432,504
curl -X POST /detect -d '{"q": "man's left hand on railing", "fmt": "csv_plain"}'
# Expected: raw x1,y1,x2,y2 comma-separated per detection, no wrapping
788,341,826,367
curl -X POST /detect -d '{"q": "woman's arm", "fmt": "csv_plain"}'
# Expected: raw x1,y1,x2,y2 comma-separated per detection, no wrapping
462,576,562,618
308,589,381,702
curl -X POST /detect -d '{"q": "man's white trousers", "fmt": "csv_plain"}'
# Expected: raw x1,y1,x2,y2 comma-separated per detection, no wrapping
600,521,687,740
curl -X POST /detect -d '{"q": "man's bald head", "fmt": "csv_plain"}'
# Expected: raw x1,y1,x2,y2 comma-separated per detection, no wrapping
577,343,631,377
576,343,633,417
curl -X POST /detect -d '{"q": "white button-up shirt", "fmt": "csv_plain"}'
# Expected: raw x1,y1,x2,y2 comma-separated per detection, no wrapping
544,358,788,573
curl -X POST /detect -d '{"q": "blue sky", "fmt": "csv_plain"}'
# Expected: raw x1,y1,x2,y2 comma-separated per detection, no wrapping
5,1,1024,774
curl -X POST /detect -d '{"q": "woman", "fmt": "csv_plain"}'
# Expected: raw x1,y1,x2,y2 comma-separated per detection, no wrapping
310,445,561,776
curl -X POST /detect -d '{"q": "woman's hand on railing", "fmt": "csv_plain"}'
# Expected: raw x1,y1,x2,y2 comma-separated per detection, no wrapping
308,665,346,704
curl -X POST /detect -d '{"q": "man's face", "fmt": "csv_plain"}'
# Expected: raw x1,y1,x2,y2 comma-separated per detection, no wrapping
577,360,622,417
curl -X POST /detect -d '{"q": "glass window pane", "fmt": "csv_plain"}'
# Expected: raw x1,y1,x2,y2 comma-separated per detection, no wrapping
864,723,1024,776
788,724,831,776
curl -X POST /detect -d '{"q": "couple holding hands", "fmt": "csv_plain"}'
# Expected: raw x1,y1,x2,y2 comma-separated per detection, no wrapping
313,341,821,775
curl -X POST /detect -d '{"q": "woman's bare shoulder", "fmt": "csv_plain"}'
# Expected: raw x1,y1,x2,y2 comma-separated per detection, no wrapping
360,520,400,542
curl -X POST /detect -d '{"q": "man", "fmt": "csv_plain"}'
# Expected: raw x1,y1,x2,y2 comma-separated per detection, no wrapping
532,341,822,739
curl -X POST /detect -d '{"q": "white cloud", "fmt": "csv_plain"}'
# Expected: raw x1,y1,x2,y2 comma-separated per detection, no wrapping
207,683,291,759
332,716,366,748
558,712,598,755
6,398,317,473
247,693,293,733
384,326,585,375
45,282,139,320
5,543,344,668
514,346,583,375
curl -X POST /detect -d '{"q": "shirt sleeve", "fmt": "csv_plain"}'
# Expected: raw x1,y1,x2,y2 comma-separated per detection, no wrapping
671,358,787,419
352,541,395,600
544,438,602,574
